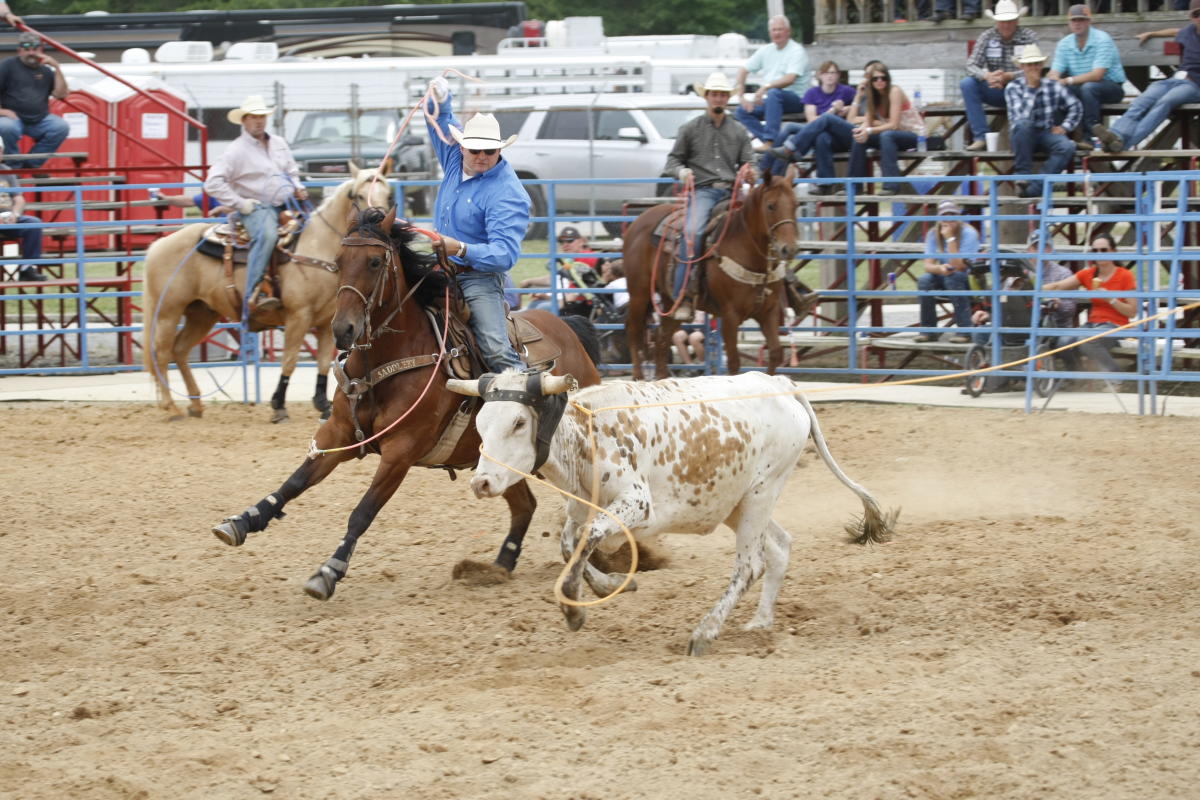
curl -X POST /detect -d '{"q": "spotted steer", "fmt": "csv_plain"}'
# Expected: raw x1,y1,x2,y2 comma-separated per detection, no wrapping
447,371,898,656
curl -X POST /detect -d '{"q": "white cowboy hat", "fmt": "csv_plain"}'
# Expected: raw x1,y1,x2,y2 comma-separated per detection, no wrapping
693,71,735,96
227,95,276,125
1015,42,1047,63
985,0,1029,21
449,113,517,150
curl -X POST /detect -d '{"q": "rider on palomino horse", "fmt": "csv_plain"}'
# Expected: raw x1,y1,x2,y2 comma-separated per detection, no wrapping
423,76,530,373
663,71,758,322
204,95,309,319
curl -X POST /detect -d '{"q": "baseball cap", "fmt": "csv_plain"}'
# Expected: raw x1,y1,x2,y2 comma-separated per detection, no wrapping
1067,4,1092,19
1026,229,1043,247
17,32,41,47
937,200,962,216
557,225,582,242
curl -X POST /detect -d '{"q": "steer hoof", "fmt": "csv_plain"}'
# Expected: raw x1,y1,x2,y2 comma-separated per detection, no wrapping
271,407,290,424
211,519,247,547
303,566,338,600
561,605,586,632
686,636,713,657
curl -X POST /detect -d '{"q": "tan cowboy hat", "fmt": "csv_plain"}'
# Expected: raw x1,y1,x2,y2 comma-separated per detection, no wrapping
227,95,276,125
985,0,1029,20
1015,43,1047,63
449,113,517,150
693,71,735,96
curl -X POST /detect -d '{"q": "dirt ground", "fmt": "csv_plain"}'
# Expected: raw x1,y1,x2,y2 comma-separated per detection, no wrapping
2,399,1198,800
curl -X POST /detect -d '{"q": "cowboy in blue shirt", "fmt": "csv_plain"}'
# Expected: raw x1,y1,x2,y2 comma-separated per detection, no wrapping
424,76,529,372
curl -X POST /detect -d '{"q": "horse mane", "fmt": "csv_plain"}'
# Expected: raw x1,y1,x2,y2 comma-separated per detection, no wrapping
352,207,449,306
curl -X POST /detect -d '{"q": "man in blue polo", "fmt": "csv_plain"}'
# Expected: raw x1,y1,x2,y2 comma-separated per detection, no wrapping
425,76,529,372
732,15,811,151
1093,0,1200,153
1047,4,1126,147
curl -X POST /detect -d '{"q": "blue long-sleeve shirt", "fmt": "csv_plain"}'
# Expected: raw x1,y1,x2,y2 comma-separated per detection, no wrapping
425,91,530,274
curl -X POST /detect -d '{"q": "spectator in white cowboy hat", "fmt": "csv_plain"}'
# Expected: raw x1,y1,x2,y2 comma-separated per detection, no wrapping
1005,43,1082,198
662,70,756,321
0,31,69,169
732,15,812,151
961,1,1039,152
204,94,308,315
424,75,529,371
1046,4,1126,146
1093,0,1200,153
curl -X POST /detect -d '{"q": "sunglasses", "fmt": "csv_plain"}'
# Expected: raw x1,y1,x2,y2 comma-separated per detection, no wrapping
1192,9,1200,16
871,75,890,82
557,237,577,244
18,42,41,50
467,148,497,156
1091,247,1112,253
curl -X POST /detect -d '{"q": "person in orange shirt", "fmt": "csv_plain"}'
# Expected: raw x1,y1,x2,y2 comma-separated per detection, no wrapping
1043,233,1136,373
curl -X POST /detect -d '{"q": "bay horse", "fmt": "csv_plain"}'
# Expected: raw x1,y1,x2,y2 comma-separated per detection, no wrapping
210,206,602,600
623,165,803,380
141,164,394,422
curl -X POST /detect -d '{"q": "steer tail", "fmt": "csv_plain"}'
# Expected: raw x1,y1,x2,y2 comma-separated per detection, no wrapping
795,392,899,545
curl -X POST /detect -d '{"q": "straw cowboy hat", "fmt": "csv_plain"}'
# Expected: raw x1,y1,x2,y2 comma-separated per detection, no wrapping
693,71,735,96
985,0,1029,21
227,95,276,125
1015,43,1047,63
449,113,517,150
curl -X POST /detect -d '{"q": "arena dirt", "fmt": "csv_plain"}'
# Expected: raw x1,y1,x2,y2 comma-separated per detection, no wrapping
2,400,1197,799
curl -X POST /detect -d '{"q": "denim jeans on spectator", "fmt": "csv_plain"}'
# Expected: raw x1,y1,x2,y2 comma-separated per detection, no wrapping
959,76,1008,143
894,0,932,18
1064,79,1124,133
734,88,805,144
935,0,980,15
1010,120,1075,178
760,121,805,175
0,114,70,170
460,271,524,372
918,270,972,329
241,204,280,308
849,129,918,187
1076,321,1121,373
1108,79,1200,149
1,214,43,266
675,185,728,297
783,114,855,179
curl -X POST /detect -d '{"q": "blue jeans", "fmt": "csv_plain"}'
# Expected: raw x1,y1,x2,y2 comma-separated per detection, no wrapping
959,76,1007,142
784,114,855,179
1,214,43,265
849,129,918,183
0,114,70,169
918,270,972,329
734,89,805,144
460,271,523,372
675,185,728,296
761,121,804,175
935,0,980,14
241,204,279,306
1108,79,1200,149
1076,321,1121,373
1010,121,1075,178
1064,78,1124,132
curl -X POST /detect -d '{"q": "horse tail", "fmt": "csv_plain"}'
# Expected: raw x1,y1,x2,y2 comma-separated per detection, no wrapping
793,389,899,546
560,314,602,367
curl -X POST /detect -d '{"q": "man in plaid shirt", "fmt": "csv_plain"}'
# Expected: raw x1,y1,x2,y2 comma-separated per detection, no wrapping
1005,43,1082,198
961,0,1039,152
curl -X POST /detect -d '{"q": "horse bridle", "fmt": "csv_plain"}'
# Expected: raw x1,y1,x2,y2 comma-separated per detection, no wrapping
337,234,405,349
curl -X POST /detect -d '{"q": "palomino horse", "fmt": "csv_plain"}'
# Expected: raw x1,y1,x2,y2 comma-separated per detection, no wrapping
141,164,394,422
623,165,802,380
210,207,602,600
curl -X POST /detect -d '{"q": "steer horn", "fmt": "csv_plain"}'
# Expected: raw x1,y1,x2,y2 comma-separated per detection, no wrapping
446,378,480,396
540,373,577,395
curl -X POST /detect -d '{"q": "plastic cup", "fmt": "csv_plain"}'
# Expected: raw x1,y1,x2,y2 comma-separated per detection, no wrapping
985,132,1000,152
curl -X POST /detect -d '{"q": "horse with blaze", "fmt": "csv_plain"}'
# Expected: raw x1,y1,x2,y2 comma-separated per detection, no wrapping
210,207,601,599
622,165,805,379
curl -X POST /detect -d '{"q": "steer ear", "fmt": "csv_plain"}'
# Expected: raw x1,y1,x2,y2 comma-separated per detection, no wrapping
540,373,577,395
445,378,481,396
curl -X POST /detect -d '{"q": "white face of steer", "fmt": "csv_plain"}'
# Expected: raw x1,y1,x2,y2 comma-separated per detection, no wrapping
471,399,540,499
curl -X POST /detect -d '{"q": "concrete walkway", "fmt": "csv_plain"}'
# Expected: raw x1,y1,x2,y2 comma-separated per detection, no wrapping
2,365,1197,416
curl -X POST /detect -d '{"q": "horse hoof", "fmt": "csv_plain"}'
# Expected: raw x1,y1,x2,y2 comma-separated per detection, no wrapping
313,397,331,415
187,407,203,418
303,568,337,600
320,406,331,421
271,407,289,424
211,520,247,547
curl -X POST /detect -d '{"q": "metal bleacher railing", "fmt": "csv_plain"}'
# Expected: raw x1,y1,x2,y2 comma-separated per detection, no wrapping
1,172,1197,416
